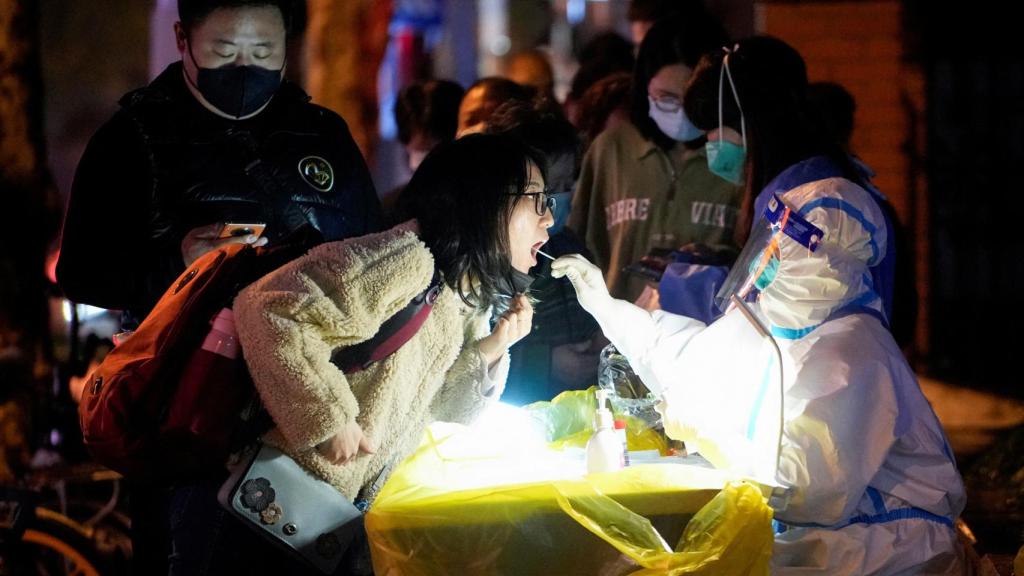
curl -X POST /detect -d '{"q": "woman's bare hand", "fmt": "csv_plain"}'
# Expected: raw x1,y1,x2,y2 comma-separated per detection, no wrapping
479,294,534,366
180,223,268,267
316,421,376,465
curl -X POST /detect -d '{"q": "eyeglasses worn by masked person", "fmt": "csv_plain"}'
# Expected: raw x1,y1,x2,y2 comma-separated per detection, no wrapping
649,94,683,113
648,93,704,142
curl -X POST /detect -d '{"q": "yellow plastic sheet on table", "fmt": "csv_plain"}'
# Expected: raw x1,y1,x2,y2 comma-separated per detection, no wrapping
526,387,668,453
366,419,773,575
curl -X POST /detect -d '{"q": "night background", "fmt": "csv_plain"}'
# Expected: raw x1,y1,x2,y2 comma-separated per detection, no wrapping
1,0,1022,572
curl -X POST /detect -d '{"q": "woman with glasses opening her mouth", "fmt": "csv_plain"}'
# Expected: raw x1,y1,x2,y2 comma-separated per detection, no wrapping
227,132,552,572
483,100,604,404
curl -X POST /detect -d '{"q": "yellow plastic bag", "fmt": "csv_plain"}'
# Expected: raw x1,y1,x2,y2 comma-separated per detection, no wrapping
366,418,772,575
524,388,600,442
526,387,668,453
627,482,774,576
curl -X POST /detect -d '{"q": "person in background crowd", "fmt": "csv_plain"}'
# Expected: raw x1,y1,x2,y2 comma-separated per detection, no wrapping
574,71,632,152
385,78,465,217
456,77,533,136
569,15,742,302
57,0,381,328
806,81,917,348
503,49,559,105
394,79,464,173
564,32,635,126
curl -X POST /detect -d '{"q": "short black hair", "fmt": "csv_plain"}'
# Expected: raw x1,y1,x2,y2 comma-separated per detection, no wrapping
484,99,583,191
460,77,533,132
394,80,465,146
178,0,294,36
576,71,633,148
631,13,729,150
394,133,545,310
806,82,856,150
568,32,635,102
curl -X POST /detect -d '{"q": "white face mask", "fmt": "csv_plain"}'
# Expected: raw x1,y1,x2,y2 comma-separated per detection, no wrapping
648,96,705,142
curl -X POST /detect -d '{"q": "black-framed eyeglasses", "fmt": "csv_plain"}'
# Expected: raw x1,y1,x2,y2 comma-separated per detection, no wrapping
508,191,556,216
649,93,683,113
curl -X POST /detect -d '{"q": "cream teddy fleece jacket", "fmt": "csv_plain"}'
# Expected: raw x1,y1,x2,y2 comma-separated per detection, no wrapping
233,225,508,500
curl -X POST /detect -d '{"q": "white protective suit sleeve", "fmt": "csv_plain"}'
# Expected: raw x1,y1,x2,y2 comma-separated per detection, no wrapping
555,253,789,484
551,254,707,395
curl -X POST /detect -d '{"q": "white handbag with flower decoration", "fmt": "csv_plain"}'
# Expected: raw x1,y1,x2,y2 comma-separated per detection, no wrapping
217,271,443,573
217,443,364,575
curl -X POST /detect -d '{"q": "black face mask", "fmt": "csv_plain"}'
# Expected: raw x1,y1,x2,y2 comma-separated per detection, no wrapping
187,46,282,118
496,268,536,298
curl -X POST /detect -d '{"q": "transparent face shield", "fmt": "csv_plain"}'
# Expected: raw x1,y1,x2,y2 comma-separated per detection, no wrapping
714,194,825,313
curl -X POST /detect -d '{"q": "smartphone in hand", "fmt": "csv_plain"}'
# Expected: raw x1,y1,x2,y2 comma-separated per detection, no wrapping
217,222,266,240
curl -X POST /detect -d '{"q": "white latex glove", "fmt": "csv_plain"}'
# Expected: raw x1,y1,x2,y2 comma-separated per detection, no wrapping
552,254,666,392
181,223,268,267
550,254,611,312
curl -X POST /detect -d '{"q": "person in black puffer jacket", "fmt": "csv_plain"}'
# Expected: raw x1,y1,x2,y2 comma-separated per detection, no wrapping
56,0,382,329
55,2,382,574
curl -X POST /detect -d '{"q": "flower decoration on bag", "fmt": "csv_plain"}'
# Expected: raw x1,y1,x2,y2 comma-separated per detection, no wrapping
240,477,276,513
260,502,283,525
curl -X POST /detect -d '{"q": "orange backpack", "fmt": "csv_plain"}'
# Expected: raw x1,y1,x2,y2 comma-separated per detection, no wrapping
78,243,304,479
79,241,442,480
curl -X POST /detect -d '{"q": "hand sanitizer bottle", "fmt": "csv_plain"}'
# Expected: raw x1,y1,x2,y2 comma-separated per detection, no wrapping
587,389,625,474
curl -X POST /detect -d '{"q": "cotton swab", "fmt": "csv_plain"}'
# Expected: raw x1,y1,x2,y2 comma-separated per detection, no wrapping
535,248,556,261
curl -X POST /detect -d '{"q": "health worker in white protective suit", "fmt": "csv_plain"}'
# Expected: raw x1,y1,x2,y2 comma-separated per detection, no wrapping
552,36,966,576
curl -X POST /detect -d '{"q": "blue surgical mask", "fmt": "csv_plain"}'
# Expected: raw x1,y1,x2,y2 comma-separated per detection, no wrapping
548,191,573,234
706,50,747,185
647,96,704,142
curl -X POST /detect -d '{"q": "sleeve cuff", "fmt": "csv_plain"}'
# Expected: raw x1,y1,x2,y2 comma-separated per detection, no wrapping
477,348,509,399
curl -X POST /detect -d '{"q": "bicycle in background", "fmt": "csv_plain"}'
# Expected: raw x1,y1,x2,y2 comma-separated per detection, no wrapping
1,462,129,575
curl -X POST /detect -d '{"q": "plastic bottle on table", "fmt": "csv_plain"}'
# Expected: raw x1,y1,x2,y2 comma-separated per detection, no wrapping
587,389,625,473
